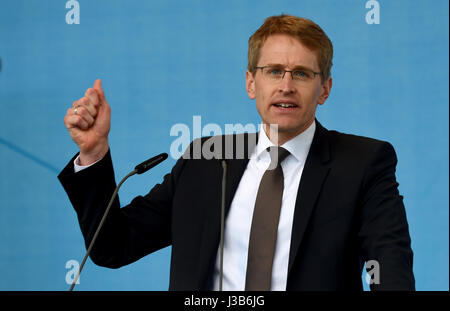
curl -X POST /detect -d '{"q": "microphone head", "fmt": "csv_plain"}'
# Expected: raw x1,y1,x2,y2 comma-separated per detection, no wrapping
135,153,168,174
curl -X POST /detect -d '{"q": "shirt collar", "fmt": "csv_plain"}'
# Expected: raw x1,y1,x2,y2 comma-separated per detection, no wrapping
255,120,316,164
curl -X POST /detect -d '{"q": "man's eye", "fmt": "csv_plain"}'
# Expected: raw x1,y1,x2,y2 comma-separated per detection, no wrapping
293,70,309,78
268,68,283,75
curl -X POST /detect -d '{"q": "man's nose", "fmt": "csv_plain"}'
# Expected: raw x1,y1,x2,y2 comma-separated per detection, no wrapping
278,72,296,94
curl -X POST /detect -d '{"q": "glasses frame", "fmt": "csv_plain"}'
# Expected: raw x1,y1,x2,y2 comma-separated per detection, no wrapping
254,66,322,82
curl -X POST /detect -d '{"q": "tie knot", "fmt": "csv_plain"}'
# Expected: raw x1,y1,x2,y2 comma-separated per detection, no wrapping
267,146,290,167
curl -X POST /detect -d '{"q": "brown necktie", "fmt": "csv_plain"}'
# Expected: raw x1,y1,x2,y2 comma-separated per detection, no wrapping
245,146,290,291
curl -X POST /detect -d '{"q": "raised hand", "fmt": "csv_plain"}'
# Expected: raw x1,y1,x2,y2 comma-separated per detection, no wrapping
64,79,111,165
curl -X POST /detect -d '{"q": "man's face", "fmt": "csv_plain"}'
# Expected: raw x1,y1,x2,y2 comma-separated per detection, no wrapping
246,34,332,140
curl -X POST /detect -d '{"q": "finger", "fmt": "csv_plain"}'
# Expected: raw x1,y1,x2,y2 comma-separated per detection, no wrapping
66,108,91,129
93,79,106,101
84,88,100,107
73,98,98,118
65,107,93,129
64,110,90,130
73,105,95,126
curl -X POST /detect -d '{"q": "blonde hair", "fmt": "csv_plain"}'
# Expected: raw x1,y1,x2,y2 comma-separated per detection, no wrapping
248,14,333,83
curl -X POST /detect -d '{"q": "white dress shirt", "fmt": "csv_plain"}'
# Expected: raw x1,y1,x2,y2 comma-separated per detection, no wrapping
212,121,316,291
74,121,316,291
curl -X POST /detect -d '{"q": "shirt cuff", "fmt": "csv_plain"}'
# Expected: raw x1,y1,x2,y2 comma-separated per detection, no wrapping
73,155,102,173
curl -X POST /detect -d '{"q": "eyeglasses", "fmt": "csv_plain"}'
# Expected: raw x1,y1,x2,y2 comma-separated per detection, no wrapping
254,66,322,83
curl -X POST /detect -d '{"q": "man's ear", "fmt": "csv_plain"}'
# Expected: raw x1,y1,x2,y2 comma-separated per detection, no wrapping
318,77,332,106
246,70,256,99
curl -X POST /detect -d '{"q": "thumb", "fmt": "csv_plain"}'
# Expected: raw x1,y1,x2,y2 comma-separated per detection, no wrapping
93,79,106,100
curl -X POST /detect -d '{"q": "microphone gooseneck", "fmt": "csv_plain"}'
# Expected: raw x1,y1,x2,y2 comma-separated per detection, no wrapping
69,153,168,291
219,160,227,291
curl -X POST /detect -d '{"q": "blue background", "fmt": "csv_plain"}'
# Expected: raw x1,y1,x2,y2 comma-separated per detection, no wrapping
0,0,448,290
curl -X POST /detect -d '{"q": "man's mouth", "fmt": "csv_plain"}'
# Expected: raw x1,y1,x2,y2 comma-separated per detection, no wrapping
273,103,297,108
272,100,298,109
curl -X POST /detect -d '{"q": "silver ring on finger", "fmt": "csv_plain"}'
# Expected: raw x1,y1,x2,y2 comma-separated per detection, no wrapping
74,107,78,115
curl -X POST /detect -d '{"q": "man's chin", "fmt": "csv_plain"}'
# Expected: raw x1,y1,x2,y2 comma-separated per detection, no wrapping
264,123,303,133
263,121,313,140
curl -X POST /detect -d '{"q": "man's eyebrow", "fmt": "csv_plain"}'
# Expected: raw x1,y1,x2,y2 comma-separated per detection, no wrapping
266,63,316,71
292,65,316,71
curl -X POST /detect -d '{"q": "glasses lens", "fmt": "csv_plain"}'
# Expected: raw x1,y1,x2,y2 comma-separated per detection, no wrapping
261,66,315,82
263,67,283,80
292,70,313,81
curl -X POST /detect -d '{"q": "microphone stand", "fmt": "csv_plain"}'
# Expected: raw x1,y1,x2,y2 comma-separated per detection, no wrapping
69,153,168,291
69,169,136,291
218,160,227,291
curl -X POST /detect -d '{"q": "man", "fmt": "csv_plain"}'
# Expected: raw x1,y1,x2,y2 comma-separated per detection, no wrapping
58,15,415,290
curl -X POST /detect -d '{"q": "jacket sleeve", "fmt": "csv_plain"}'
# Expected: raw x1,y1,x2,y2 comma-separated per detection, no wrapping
58,149,186,268
357,142,415,290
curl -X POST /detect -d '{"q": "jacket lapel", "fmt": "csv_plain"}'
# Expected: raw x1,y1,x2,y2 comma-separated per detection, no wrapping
287,121,331,277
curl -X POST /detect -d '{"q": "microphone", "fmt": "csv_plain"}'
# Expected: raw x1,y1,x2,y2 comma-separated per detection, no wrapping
135,153,168,174
218,159,227,291
69,153,168,291
214,132,256,291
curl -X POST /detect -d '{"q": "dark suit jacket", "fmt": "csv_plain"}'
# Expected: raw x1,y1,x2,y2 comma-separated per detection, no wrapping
58,121,415,291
